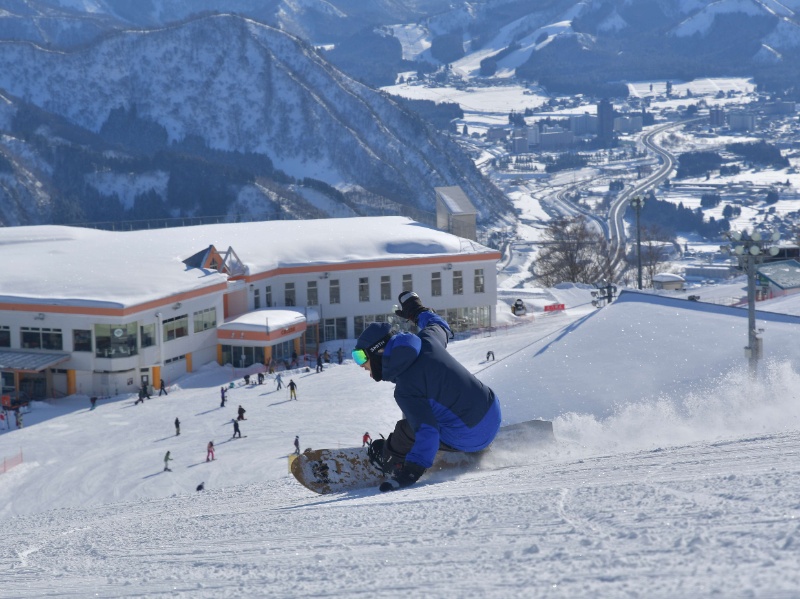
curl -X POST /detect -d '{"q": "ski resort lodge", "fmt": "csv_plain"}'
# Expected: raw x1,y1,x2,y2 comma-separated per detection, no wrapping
0,217,501,401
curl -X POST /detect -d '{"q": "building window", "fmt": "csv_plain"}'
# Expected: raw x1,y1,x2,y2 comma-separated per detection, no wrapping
474,269,485,293
265,286,272,308
359,277,370,302
323,317,347,341
140,323,156,348
402,274,413,293
453,270,463,295
193,308,217,333
307,281,318,306
0,326,10,348
163,315,189,342
21,327,62,350
330,279,340,304
94,323,137,358
285,282,296,306
73,329,92,352
254,288,261,309
354,314,392,338
431,272,442,297
380,276,391,301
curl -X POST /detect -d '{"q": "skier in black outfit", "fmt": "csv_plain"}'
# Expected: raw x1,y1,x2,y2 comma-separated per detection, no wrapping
353,291,502,492
220,386,227,407
232,419,241,438
175,417,180,436
159,379,168,396
237,405,246,420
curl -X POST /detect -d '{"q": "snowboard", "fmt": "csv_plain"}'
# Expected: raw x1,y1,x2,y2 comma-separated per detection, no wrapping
290,419,554,495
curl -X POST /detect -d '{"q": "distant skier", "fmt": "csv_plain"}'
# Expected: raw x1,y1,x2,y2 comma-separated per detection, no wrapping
220,386,227,407
196,482,205,492
362,432,372,447
175,417,180,436
90,396,98,410
237,405,246,421
486,350,495,361
232,419,241,439
294,435,300,455
275,373,283,390
159,379,168,396
316,354,323,373
206,441,215,462
337,347,344,365
163,451,173,472
257,372,264,385
141,383,152,400
288,379,298,400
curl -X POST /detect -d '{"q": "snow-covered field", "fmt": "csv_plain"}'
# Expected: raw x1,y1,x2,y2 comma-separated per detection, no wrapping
3,282,800,597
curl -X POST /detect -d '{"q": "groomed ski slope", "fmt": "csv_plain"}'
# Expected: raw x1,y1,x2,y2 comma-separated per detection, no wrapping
2,286,800,598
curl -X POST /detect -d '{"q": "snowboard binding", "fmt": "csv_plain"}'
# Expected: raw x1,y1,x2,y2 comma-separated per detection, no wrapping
367,436,403,475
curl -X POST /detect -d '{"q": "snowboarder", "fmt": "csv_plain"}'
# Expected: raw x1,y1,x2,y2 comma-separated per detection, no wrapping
237,405,246,421
175,417,180,436
196,482,205,492
206,441,215,462
163,451,173,472
486,350,495,361
362,432,372,447
353,291,501,492
288,379,298,401
159,379,168,396
135,388,144,405
141,383,151,400
220,386,227,407
293,435,300,455
275,373,283,390
232,419,241,439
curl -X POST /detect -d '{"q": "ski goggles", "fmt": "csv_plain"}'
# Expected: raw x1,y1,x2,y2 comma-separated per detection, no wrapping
352,348,370,365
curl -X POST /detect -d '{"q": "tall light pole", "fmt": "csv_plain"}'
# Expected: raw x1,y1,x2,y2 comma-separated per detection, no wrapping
727,229,780,375
629,196,645,290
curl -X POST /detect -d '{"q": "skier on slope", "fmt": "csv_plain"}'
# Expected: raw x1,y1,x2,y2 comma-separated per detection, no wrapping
353,291,501,492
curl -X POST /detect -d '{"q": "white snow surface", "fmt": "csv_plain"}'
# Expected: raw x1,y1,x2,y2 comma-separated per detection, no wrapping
3,284,800,597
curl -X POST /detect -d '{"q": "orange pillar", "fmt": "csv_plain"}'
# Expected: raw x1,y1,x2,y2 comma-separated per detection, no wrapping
67,370,77,395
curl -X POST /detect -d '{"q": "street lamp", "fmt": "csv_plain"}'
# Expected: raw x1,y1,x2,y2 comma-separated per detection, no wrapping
629,196,645,290
726,229,781,375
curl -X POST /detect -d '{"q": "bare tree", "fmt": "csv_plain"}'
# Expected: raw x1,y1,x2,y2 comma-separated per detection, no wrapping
531,216,617,287
633,225,675,287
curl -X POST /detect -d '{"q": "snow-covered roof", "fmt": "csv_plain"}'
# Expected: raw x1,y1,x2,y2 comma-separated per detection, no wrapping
0,217,496,310
758,260,800,290
653,273,686,283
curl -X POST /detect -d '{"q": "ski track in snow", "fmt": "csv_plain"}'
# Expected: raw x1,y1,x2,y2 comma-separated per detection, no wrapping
2,434,800,597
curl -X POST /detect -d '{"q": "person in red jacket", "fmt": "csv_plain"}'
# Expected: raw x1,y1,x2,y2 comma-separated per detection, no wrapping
206,441,215,462
362,432,372,447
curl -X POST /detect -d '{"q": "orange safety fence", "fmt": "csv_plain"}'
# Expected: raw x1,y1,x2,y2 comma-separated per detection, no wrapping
1,449,23,474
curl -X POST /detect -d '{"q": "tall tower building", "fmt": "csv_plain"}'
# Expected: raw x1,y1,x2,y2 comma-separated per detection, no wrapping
596,99,614,147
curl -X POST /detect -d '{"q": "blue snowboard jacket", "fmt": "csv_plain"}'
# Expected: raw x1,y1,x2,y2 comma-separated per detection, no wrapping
381,311,501,469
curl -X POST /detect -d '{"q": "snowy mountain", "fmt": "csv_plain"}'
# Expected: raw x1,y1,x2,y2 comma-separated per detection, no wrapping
0,12,509,227
3,284,800,596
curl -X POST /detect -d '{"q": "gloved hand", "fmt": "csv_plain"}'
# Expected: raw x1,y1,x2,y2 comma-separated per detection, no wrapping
394,291,429,323
379,461,426,492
